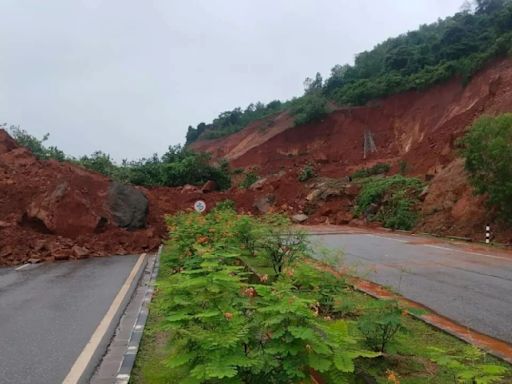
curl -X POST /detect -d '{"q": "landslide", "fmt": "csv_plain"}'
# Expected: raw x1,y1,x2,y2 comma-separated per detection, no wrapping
191,58,512,243
0,129,165,266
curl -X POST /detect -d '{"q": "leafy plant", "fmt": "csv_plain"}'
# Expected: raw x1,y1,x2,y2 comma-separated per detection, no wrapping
261,228,308,276
240,171,259,189
8,125,66,161
354,175,424,230
289,94,328,126
298,164,316,182
351,163,391,179
429,345,510,384
156,208,378,383
358,300,405,352
460,113,512,221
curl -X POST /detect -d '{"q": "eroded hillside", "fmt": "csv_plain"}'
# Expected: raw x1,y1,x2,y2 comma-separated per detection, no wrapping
190,59,512,243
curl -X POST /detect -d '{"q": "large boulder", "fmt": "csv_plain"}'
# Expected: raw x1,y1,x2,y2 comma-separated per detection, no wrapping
107,181,148,230
25,181,107,237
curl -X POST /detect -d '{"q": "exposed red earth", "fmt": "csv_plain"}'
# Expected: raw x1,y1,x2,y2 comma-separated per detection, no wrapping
2,59,512,266
192,58,512,244
0,129,165,266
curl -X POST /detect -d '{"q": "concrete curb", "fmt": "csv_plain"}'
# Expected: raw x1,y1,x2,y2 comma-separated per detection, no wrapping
306,260,512,365
62,253,148,384
114,245,162,384
353,279,512,365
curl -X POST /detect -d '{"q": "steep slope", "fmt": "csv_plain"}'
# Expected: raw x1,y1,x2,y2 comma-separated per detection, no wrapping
195,59,512,179
190,59,512,243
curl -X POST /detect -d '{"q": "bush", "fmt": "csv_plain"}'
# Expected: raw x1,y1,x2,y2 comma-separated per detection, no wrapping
358,300,404,352
158,209,377,383
8,125,66,161
460,113,512,220
351,163,390,179
355,175,424,230
240,171,258,189
289,94,328,126
298,164,315,182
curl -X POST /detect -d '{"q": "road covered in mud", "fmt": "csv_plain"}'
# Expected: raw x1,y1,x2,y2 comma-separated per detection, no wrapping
310,229,512,344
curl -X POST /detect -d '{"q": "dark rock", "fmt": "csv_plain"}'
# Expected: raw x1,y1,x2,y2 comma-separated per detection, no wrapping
107,182,148,229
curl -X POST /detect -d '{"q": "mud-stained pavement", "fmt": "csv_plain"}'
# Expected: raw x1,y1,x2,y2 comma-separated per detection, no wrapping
308,229,512,345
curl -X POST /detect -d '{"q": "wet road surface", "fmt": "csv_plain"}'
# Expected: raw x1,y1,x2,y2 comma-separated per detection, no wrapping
0,255,138,384
311,231,512,344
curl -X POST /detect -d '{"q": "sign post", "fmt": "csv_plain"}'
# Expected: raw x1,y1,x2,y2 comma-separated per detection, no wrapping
194,200,206,213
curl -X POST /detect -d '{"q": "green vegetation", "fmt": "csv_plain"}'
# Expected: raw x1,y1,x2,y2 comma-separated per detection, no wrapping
185,101,287,144
7,125,231,190
298,164,316,182
239,171,259,189
289,93,328,126
185,1,512,143
355,175,424,230
460,113,512,221
132,208,511,384
351,163,391,179
7,125,66,161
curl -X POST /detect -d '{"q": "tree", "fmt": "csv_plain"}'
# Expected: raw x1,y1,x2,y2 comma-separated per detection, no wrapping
304,72,323,94
460,114,512,220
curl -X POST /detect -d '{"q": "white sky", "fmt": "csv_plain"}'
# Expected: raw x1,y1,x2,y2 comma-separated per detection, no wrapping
0,0,463,161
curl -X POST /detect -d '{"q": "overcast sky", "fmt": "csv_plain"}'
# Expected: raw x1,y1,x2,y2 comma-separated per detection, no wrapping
0,0,463,161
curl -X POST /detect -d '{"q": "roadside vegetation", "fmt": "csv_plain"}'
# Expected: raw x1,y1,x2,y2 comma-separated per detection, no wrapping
460,113,512,221
131,206,511,384
354,175,425,230
185,1,512,143
6,125,231,190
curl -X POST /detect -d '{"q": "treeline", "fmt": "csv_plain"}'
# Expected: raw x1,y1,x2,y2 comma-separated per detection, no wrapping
8,126,231,190
186,0,512,143
185,100,286,144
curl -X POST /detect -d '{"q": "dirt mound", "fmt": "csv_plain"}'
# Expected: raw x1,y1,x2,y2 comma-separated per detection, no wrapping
0,129,165,266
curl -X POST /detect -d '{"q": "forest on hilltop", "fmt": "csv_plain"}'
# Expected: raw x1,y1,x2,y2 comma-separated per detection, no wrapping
185,0,512,144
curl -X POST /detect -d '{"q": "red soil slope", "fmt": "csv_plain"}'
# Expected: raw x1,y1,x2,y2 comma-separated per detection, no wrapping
0,129,165,266
195,59,512,178
191,59,512,243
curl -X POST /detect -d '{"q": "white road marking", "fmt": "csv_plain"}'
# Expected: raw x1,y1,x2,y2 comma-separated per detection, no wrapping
62,254,146,384
366,234,408,243
424,244,511,261
15,264,30,271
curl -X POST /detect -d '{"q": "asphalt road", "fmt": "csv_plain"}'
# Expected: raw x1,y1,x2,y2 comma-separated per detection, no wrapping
0,255,139,384
310,231,512,344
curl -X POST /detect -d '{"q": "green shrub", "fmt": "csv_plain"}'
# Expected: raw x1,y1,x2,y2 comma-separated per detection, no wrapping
460,113,512,220
158,209,377,383
354,175,424,230
214,199,236,212
240,171,258,189
358,300,404,352
429,345,510,384
289,94,328,126
298,164,316,182
351,163,390,179
8,125,66,161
